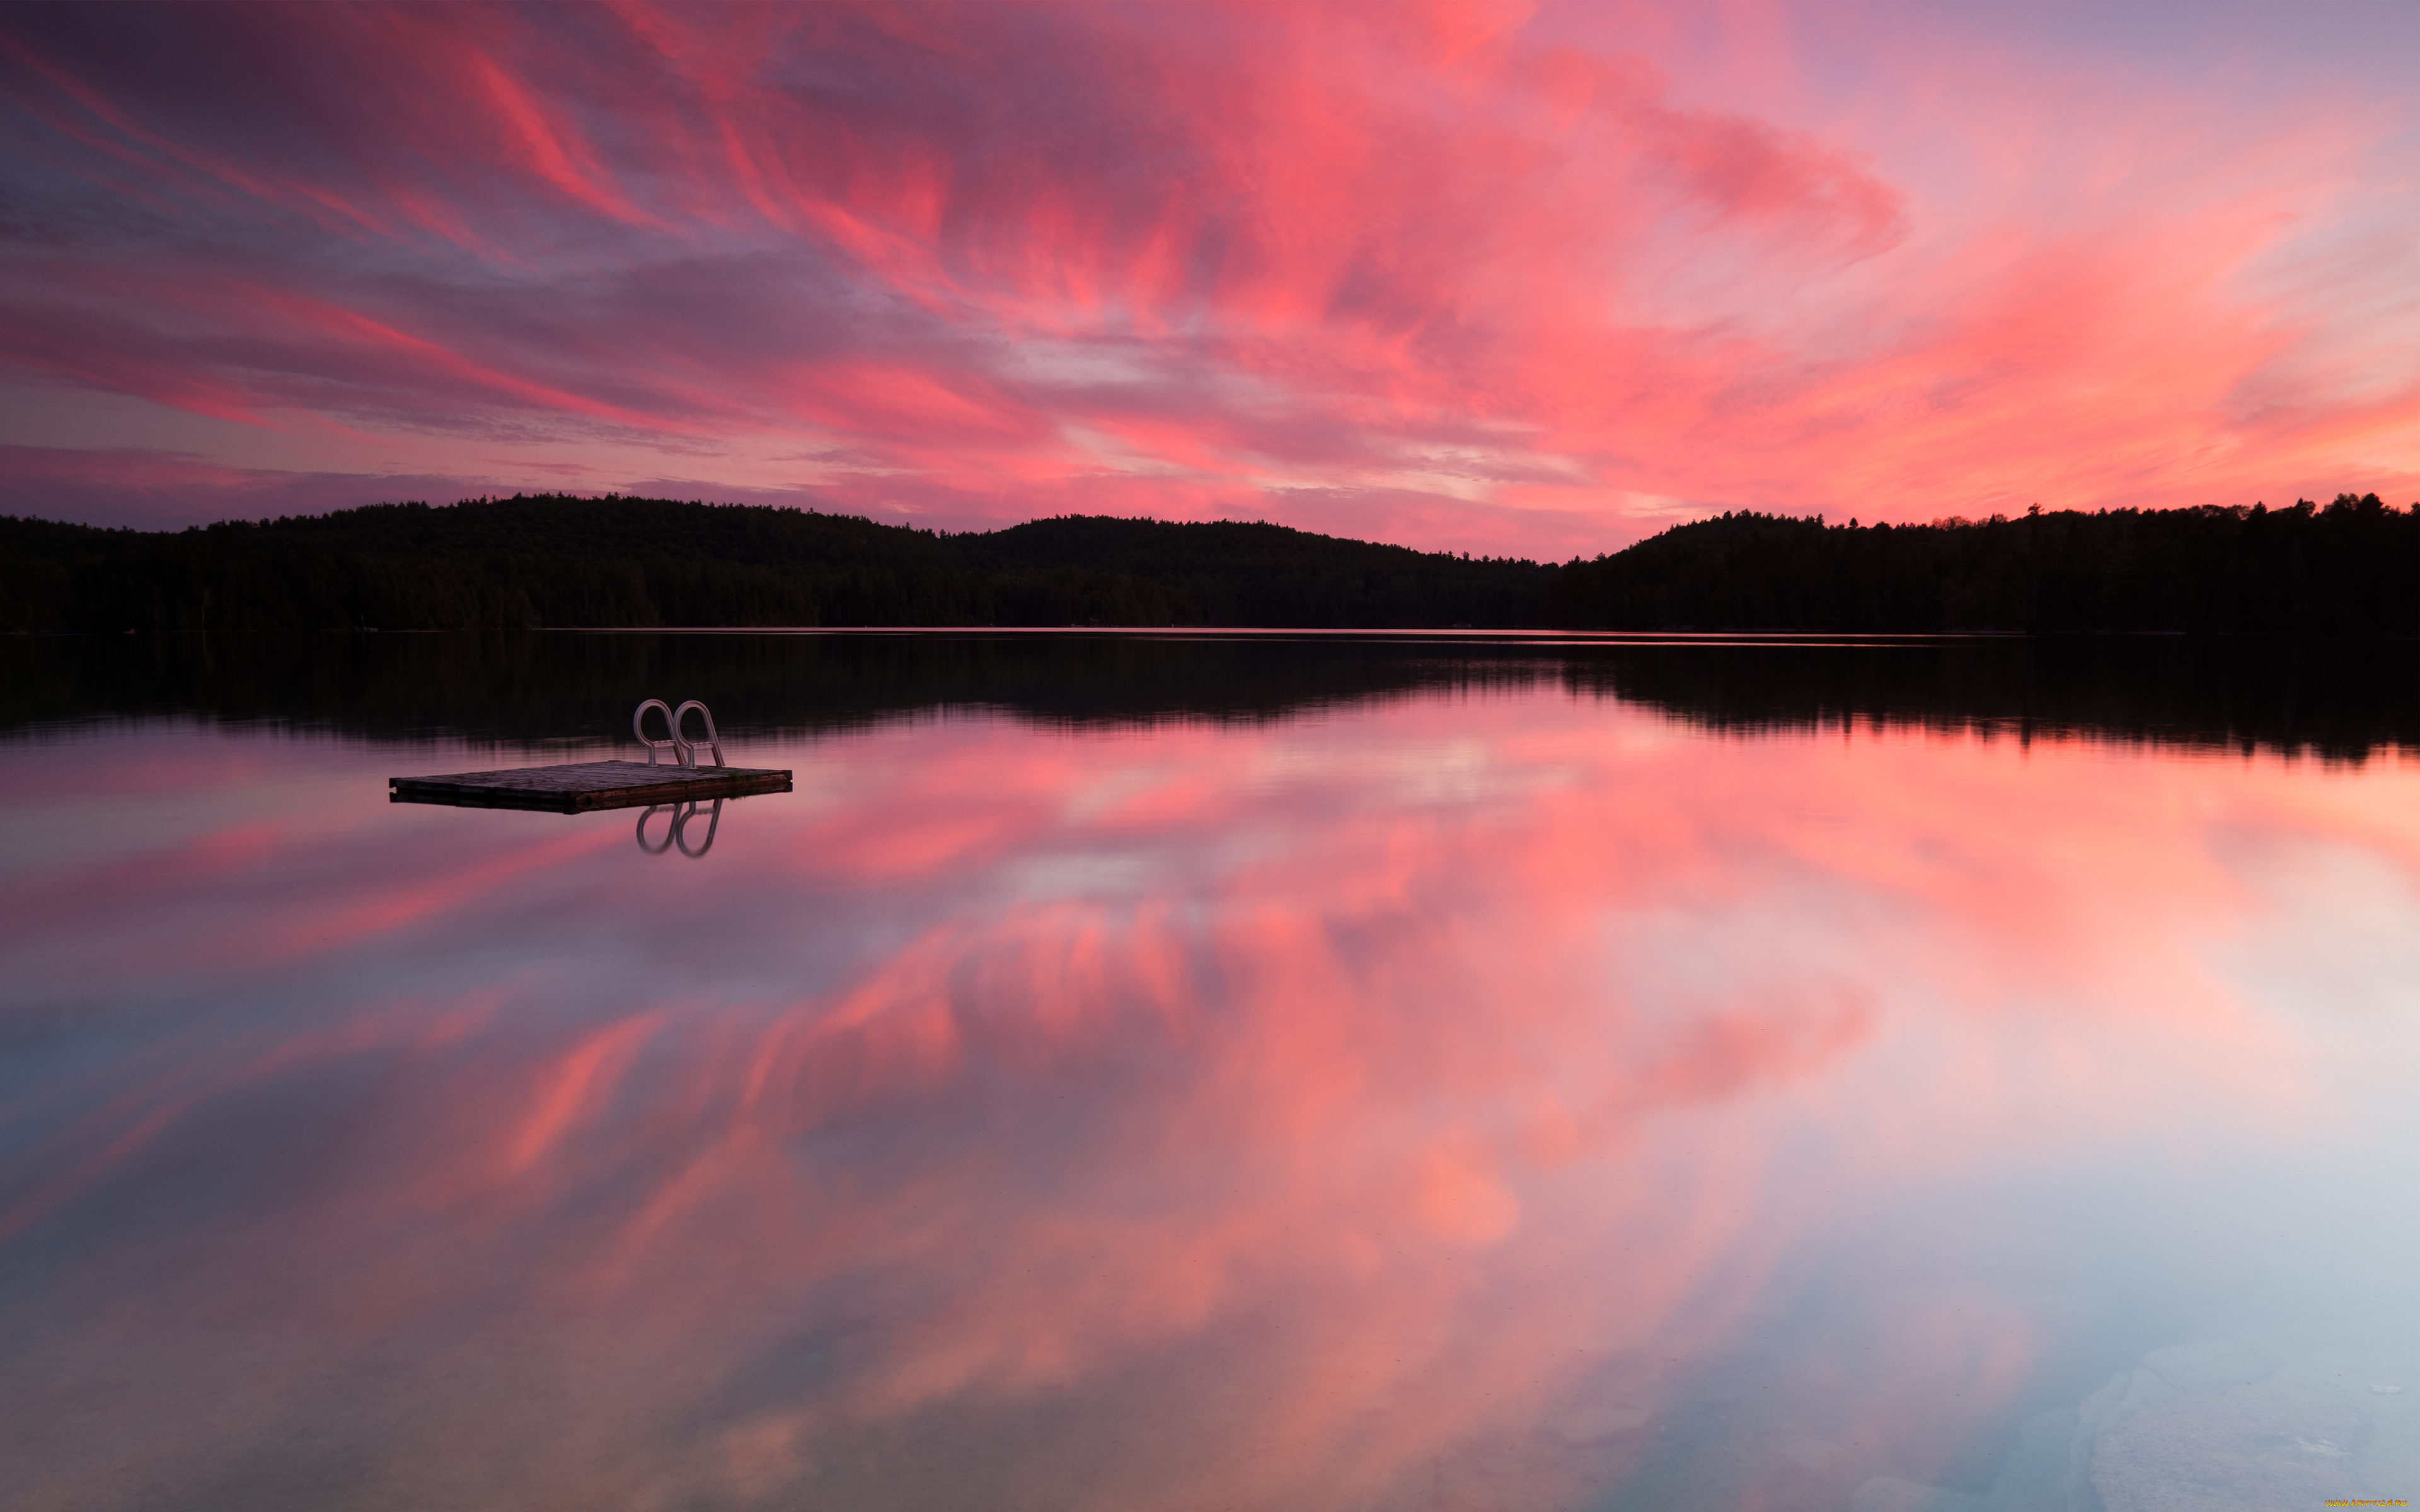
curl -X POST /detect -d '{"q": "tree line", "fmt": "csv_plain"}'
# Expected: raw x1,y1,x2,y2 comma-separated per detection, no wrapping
0,495,1541,632
1550,496,2417,634
2,491,2412,634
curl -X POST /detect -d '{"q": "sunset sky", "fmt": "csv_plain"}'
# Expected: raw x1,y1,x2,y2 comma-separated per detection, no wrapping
3,0,2417,556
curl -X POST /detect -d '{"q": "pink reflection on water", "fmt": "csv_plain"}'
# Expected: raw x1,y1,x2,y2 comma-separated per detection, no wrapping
3,700,2418,1510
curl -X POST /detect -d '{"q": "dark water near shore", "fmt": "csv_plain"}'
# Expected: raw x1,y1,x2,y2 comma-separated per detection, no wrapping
9,629,2420,757
4,632,2417,1511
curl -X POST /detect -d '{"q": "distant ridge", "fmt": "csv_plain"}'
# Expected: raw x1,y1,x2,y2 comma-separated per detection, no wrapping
0,496,1544,633
2,493,2413,634
1550,499,2418,637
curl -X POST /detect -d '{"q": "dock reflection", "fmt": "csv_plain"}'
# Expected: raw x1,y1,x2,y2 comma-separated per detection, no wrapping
635,798,722,857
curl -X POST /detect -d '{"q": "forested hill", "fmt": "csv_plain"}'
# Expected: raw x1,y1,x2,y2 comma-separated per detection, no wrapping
0,497,1543,632
1,491,2414,633
1552,497,2418,635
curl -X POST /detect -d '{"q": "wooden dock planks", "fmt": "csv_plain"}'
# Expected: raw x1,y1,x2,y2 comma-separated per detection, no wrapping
389,760,792,814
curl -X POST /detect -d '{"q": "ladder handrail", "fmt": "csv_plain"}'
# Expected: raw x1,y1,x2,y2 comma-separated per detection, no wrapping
632,698,683,767
671,701,725,769
632,698,726,769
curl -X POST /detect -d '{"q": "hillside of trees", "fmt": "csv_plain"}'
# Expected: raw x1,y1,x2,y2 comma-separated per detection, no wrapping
0,495,1541,632
2,491,2413,634
1551,497,2418,634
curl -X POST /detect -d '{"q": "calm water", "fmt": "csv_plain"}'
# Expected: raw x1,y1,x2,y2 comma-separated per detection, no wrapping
4,633,2418,1512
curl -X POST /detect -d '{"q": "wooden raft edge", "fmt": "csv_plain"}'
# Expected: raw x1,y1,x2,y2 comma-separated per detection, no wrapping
388,764,793,814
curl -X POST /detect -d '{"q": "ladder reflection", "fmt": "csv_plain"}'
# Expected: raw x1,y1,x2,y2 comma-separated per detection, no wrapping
635,798,723,858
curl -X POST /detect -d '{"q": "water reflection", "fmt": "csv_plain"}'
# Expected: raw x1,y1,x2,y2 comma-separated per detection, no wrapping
636,798,723,857
6,629,2417,760
2,640,2417,1511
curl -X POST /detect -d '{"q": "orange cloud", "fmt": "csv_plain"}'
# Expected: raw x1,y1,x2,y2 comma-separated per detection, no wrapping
4,3,2413,549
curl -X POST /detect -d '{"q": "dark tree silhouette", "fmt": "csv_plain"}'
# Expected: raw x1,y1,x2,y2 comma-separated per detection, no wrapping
4,491,2412,634
1547,496,2418,635
0,496,1543,631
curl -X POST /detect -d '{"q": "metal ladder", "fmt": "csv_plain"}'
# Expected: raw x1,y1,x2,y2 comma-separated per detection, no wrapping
631,698,726,769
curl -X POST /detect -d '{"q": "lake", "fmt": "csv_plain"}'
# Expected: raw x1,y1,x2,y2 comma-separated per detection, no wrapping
4,632,2417,1512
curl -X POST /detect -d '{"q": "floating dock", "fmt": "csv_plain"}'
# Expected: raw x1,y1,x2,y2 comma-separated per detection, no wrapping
389,760,792,814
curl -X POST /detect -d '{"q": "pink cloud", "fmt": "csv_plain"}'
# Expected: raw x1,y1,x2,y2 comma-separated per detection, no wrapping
0,445,495,528
1,2,2414,550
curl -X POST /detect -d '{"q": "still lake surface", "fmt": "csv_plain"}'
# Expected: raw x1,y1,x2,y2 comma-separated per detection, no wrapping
3,632,2417,1512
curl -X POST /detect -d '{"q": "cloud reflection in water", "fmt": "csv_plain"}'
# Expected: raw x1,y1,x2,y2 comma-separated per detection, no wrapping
3,689,2417,1511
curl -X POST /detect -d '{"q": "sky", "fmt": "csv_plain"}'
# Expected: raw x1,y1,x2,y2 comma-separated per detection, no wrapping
3,0,2417,557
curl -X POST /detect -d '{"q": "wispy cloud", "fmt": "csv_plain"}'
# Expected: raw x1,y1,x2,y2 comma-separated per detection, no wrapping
1,1,2414,550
